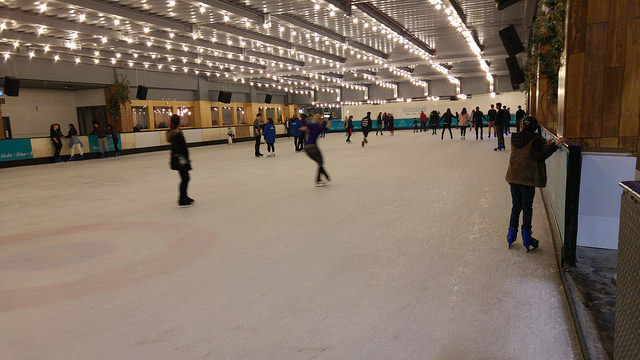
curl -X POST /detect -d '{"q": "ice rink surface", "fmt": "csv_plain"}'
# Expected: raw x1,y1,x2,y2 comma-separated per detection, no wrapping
0,130,581,360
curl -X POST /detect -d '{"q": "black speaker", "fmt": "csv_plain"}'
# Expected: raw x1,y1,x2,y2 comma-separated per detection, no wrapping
505,56,525,84
218,91,232,103
496,0,522,10
136,86,148,100
499,25,524,56
4,76,20,97
265,94,272,104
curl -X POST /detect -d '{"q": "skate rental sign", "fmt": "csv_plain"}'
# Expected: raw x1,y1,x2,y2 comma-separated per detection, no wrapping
0,139,33,161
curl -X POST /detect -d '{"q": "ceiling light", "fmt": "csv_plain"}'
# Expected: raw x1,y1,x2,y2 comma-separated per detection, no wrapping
54,54,59,62
28,50,35,58
79,14,86,22
168,0,175,6
43,45,50,53
143,26,150,33
38,4,47,12
111,58,116,64
200,7,205,14
169,32,175,38
223,15,230,22
101,37,107,43
94,58,99,64
114,19,120,25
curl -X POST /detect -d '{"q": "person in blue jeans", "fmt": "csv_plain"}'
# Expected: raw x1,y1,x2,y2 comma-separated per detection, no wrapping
263,117,276,157
505,116,566,251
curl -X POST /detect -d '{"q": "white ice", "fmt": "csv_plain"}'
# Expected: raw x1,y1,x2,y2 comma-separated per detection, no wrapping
0,130,580,359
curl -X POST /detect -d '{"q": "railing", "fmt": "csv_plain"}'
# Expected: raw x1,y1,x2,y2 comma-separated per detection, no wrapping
540,127,582,267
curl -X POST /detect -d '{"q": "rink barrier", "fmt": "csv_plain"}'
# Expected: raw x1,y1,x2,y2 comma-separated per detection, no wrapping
0,124,289,168
328,115,518,131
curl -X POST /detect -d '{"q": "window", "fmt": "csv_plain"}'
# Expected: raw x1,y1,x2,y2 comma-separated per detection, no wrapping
236,107,245,124
222,106,234,125
265,107,275,123
276,108,283,123
153,106,172,128
131,106,149,130
176,106,195,127
211,107,219,126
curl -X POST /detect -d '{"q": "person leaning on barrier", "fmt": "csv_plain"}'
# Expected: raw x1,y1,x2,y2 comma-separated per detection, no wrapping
504,116,567,252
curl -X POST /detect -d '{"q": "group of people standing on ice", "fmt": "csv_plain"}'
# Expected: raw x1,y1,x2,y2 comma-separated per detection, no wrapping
409,103,527,149
49,122,120,163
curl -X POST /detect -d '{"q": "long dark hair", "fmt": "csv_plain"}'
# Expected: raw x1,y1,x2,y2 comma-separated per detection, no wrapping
69,123,76,131
522,116,542,135
170,114,180,129
461,107,467,115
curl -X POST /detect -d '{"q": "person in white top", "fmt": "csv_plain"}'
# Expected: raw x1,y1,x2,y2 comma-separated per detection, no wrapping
458,108,470,140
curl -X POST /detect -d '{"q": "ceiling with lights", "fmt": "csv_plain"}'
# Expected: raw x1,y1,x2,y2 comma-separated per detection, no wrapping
0,0,532,97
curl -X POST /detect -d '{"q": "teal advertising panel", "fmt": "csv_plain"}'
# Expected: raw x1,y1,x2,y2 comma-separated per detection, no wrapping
0,139,34,162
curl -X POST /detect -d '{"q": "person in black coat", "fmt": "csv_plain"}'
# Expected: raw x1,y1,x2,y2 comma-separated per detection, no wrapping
440,109,456,140
167,114,193,207
107,124,120,157
49,123,64,163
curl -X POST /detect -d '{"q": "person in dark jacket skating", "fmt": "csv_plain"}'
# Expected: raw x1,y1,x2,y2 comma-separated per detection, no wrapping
107,124,120,157
361,112,372,147
300,114,331,186
290,116,303,151
440,109,456,140
472,106,486,140
429,110,440,135
167,114,193,207
487,104,497,138
50,123,64,163
345,115,353,143
494,103,506,151
515,106,526,132
376,112,383,136
90,121,109,158
505,116,566,251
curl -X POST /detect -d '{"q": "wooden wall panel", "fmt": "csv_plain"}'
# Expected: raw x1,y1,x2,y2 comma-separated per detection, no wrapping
567,0,588,54
620,19,640,137
628,0,640,18
606,0,628,67
600,137,620,148
564,53,585,138
619,137,638,151
581,23,608,137
587,0,610,24
601,67,624,137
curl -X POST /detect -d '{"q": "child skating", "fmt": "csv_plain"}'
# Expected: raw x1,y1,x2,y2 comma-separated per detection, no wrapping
263,117,276,157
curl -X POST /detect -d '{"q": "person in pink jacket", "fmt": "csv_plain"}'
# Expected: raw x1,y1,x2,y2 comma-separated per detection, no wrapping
458,108,470,140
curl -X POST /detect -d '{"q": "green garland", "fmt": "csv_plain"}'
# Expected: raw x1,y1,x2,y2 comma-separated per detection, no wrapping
107,74,131,123
525,0,565,103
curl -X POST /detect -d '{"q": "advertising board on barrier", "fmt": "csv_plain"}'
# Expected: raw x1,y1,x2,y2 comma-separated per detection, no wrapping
0,139,34,162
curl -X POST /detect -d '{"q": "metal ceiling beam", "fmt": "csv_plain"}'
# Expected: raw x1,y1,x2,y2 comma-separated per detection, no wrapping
59,0,193,33
0,7,120,38
355,2,435,56
196,0,264,24
274,14,344,43
246,50,304,67
209,23,292,49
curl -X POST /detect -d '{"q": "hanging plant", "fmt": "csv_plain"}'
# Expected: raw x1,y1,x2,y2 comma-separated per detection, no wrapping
524,0,565,103
107,74,131,123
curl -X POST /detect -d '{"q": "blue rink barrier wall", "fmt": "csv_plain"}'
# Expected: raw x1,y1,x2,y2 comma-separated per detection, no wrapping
0,124,288,167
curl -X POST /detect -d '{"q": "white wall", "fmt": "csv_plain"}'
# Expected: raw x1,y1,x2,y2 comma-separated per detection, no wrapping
342,92,527,120
75,89,106,107
3,88,80,138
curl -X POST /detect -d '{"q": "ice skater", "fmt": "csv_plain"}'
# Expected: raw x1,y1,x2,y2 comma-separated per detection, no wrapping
49,123,64,163
494,103,506,151
65,124,84,161
505,116,566,251
419,111,427,132
458,108,470,140
429,110,440,135
487,104,497,138
412,118,419,133
299,114,331,186
290,115,303,151
107,124,120,157
472,106,486,140
263,117,276,157
376,112,383,136
440,109,456,140
345,115,353,143
388,113,395,135
253,113,264,157
361,112,372,147
167,114,193,207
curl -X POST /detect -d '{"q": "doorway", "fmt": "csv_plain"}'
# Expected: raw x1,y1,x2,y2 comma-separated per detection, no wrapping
77,106,107,135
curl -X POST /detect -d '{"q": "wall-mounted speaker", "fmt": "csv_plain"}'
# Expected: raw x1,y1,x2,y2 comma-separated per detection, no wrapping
4,76,20,97
136,86,148,100
265,94,272,104
505,56,525,84
218,91,232,103
499,25,524,56
496,0,523,10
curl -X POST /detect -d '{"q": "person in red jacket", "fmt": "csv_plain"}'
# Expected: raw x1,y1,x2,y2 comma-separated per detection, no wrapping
419,111,427,132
